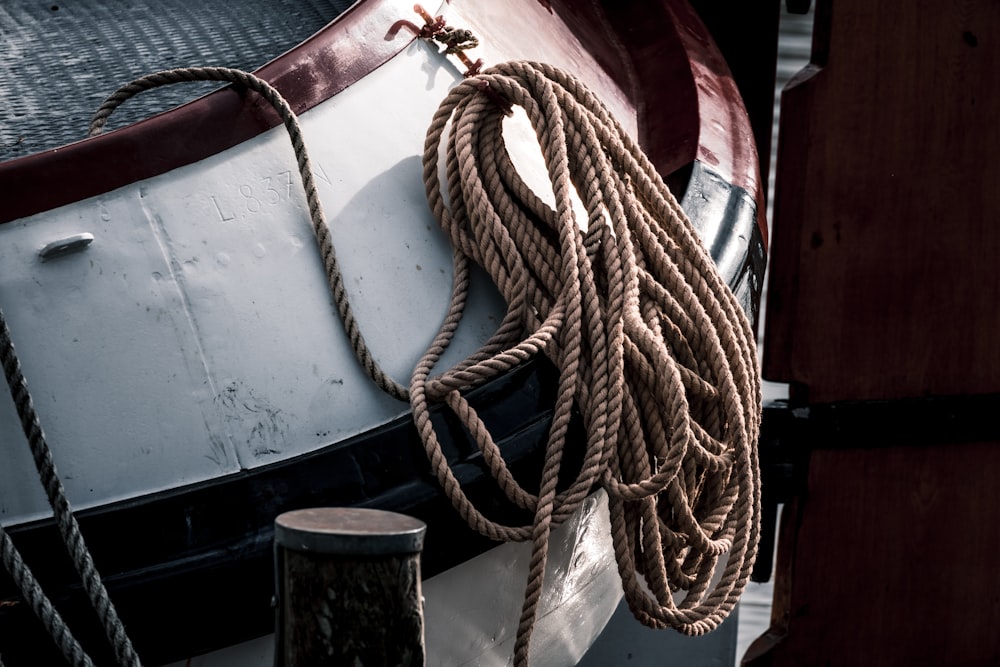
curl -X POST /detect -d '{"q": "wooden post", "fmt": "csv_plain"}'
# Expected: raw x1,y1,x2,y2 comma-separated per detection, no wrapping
274,507,427,666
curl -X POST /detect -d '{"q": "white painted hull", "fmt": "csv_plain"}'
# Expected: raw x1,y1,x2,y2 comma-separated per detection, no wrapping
1,7,629,664
0,0,765,664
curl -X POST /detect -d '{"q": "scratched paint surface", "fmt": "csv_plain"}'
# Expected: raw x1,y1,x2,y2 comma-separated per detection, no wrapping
0,39,509,523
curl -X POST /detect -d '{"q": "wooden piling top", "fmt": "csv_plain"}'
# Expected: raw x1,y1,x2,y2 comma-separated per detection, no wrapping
275,508,427,555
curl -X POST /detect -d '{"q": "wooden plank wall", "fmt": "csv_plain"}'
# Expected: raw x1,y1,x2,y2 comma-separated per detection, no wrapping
752,0,1000,665
764,0,1000,404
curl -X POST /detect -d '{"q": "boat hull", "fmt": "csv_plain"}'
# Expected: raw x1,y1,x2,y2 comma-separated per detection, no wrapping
0,0,765,664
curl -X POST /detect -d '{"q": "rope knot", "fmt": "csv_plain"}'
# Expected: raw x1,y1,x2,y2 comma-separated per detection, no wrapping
412,5,485,77
435,26,479,55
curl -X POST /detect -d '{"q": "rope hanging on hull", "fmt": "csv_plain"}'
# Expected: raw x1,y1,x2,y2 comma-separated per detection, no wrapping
0,56,760,666
0,313,140,667
415,61,761,662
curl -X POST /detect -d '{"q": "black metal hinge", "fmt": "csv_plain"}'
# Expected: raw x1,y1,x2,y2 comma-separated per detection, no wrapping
752,392,1000,581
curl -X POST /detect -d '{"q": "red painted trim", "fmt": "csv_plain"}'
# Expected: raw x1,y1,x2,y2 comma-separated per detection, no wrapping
668,0,766,244
663,0,761,195
1,0,764,246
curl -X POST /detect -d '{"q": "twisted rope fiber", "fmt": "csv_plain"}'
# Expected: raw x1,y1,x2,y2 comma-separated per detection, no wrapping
0,525,93,667
0,310,133,666
416,61,761,664
89,67,409,400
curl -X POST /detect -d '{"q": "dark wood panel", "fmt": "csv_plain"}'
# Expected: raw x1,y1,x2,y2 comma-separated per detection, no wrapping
763,0,1000,403
748,443,1000,666
752,1,1000,665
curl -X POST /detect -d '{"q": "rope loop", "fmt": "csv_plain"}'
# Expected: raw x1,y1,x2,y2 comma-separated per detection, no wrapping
417,61,761,664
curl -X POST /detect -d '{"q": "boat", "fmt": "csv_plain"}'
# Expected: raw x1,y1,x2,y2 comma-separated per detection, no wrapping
0,0,766,664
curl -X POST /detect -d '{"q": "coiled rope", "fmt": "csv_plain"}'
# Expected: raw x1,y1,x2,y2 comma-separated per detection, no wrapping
414,61,761,662
1,56,760,666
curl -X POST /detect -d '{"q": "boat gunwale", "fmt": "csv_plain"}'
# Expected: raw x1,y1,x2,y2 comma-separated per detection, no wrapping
0,0,765,242
0,0,422,225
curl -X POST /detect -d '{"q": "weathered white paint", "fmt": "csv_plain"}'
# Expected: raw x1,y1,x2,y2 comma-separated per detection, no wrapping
0,10,636,523
0,38,510,523
421,491,621,667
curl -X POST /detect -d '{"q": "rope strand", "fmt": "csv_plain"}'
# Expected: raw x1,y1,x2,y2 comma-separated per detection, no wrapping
89,67,410,401
0,309,138,666
417,61,761,662
0,525,94,667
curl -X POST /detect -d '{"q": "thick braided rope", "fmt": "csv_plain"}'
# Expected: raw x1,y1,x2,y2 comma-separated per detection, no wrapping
0,310,139,666
416,61,761,664
89,67,409,400
0,525,94,667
